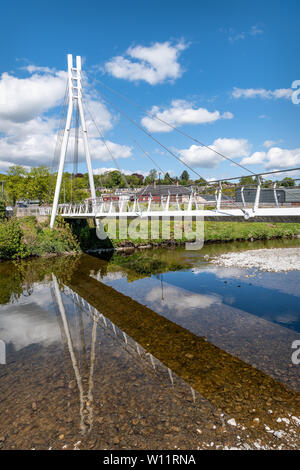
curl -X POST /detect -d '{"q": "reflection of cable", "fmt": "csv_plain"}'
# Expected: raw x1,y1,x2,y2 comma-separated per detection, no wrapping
66,286,200,410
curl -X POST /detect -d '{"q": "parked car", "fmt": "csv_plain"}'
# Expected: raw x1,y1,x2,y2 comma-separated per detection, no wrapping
5,206,14,217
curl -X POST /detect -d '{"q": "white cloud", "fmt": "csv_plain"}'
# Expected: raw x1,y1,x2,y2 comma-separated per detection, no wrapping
263,140,281,148
0,70,67,122
250,25,264,36
146,285,221,318
104,41,187,85
222,25,263,43
264,147,300,169
89,140,132,161
232,87,293,100
241,151,266,165
178,138,250,168
241,146,300,169
0,65,129,169
141,99,233,132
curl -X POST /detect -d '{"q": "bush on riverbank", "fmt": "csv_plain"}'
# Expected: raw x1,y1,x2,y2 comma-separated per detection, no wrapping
0,216,80,260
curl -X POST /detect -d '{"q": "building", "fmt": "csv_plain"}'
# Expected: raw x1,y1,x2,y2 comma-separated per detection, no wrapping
235,187,300,205
136,184,192,202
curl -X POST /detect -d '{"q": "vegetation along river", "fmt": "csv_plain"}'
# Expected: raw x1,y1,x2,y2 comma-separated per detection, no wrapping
0,238,299,450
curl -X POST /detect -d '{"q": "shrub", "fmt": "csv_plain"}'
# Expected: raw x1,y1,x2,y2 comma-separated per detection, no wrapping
0,219,27,259
0,200,6,220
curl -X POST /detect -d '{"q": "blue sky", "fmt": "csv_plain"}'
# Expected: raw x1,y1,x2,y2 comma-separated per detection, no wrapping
0,0,300,181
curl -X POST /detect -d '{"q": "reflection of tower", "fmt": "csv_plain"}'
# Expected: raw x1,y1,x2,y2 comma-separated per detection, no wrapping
52,274,97,435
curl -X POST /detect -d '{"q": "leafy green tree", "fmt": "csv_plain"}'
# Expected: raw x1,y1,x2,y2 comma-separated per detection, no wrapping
240,176,256,186
281,177,295,187
162,172,172,184
180,170,189,184
5,165,28,205
26,166,51,203
0,200,6,220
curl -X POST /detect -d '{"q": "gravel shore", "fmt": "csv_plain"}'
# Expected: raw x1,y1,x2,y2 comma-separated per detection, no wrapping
211,247,300,272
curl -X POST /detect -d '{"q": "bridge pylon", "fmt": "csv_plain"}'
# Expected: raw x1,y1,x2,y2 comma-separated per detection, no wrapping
50,54,97,228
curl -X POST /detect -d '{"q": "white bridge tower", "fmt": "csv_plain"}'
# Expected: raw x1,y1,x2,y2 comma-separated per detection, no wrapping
50,54,97,228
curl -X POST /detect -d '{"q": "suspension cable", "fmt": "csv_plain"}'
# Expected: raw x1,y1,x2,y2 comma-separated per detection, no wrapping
95,79,300,202
96,78,258,176
83,101,131,189
112,119,175,186
96,89,210,184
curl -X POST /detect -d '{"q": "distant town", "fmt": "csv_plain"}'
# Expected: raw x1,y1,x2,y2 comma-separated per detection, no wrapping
1,165,299,210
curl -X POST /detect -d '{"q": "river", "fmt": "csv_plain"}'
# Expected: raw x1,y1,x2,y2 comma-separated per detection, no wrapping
0,239,299,450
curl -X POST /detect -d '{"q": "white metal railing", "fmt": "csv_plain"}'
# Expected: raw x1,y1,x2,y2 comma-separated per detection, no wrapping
39,185,300,221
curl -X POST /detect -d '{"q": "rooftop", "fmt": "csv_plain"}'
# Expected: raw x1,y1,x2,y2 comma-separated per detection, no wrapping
136,184,192,197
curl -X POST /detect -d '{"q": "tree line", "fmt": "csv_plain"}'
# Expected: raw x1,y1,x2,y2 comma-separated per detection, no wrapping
0,165,298,206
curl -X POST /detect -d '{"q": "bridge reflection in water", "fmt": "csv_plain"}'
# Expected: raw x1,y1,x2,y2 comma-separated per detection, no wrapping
49,261,300,447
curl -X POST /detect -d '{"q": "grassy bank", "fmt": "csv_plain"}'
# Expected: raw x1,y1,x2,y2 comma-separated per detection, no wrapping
0,216,79,260
0,217,299,261
70,219,300,251
108,221,300,248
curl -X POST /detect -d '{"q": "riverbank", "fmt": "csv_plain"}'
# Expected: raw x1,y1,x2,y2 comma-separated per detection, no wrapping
211,246,300,272
0,216,80,260
1,217,300,261
94,221,300,251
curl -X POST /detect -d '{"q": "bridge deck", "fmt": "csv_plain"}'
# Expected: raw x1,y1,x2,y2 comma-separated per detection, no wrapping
58,207,300,222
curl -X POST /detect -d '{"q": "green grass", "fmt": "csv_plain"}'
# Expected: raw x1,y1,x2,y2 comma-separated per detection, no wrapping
108,220,300,247
204,221,300,242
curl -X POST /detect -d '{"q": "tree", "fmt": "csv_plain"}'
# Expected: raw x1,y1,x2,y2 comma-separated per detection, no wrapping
281,177,295,187
240,176,255,186
26,166,51,203
163,172,172,185
0,199,6,220
5,165,28,205
180,170,189,184
148,169,157,182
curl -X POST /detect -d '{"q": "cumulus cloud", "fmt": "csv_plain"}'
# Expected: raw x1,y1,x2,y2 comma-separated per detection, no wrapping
0,70,67,122
0,65,131,169
88,140,132,161
178,138,250,168
263,140,282,148
141,99,233,132
232,87,293,100
241,151,266,165
241,146,300,169
146,285,221,318
104,41,187,85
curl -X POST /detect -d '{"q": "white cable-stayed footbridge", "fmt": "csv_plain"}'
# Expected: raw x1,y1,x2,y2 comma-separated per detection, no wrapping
47,54,300,226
